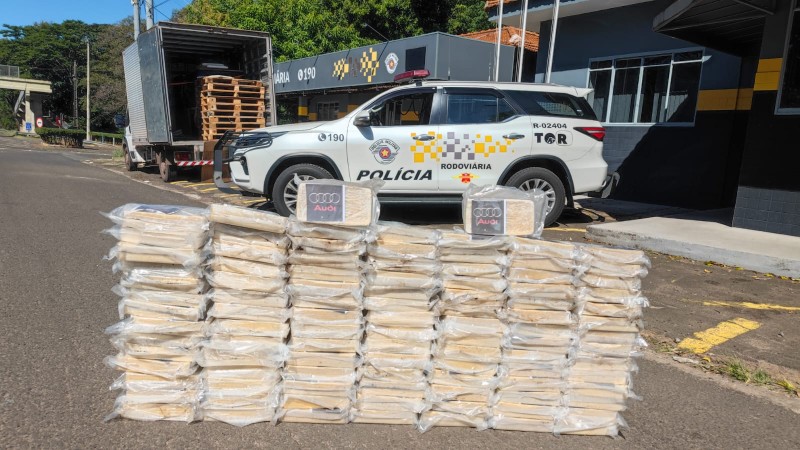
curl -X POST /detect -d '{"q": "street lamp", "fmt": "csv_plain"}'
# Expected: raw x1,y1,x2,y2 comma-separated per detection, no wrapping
84,37,90,142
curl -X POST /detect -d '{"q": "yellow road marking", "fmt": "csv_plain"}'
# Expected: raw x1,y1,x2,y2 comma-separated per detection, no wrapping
552,227,586,233
216,194,239,198
169,180,188,184
184,182,215,187
241,198,265,205
199,187,219,192
677,318,761,354
702,300,800,312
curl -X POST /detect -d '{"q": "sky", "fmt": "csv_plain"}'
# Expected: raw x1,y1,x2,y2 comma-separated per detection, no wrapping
0,0,189,27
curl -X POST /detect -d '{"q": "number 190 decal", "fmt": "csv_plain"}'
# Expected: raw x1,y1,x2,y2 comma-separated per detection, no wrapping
318,133,345,142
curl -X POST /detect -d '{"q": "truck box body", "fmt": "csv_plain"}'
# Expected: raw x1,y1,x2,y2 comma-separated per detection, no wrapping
123,22,276,146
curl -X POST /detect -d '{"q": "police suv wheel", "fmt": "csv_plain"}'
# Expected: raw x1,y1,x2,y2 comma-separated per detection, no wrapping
272,163,333,217
506,167,566,227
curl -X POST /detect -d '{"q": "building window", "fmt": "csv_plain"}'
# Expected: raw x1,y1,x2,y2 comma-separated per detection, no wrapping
317,102,339,121
777,3,800,113
588,51,703,124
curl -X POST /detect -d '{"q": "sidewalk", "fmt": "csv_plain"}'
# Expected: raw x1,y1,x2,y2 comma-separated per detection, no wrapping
584,206,800,278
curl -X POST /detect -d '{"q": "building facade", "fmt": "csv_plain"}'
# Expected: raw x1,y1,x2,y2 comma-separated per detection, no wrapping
272,32,522,122
491,0,799,236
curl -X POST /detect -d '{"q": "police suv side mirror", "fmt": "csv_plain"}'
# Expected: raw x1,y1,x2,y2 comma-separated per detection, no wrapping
353,111,371,127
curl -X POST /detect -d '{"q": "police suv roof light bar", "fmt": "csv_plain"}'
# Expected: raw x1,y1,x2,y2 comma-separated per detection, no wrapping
394,69,430,83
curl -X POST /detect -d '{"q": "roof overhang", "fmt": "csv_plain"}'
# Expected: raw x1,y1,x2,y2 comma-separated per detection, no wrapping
488,0,653,32
653,0,774,56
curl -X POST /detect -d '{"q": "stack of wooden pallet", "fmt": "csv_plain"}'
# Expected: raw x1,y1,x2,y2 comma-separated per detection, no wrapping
200,75,266,140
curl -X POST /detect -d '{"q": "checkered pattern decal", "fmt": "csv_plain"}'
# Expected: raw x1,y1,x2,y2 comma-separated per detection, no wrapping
333,58,349,80
410,131,513,163
360,48,379,82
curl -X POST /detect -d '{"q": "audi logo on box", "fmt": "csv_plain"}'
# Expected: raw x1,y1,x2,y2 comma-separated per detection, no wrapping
469,200,506,235
472,207,503,218
304,183,346,222
308,193,342,204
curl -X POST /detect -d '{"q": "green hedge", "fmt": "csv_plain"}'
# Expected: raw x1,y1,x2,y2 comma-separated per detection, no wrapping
36,127,85,148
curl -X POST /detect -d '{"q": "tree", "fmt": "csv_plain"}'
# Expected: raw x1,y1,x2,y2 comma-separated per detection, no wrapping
172,0,494,61
91,19,136,130
0,21,105,124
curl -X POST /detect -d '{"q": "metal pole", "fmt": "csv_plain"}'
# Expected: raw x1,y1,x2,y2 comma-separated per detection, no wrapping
517,0,529,82
544,0,560,83
86,40,90,141
73,60,78,123
132,0,140,39
494,0,504,81
145,0,154,30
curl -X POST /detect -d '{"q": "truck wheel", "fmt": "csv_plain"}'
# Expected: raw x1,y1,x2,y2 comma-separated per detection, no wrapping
156,152,176,182
123,146,137,172
272,163,333,217
506,167,566,226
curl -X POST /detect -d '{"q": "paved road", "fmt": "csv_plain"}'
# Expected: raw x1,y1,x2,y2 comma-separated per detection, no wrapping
1,146,799,448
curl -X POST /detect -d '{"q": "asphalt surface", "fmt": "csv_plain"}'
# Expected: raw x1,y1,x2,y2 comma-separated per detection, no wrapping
1,144,799,448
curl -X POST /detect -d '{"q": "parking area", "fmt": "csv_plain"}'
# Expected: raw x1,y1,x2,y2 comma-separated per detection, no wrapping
80,149,800,390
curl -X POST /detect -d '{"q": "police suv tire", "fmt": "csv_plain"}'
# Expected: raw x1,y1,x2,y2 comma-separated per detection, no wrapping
123,147,136,172
506,167,566,227
272,163,333,217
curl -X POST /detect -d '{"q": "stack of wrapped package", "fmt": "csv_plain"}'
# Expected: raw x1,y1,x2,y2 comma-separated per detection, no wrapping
281,178,382,424
103,204,210,422
492,238,577,433
557,244,649,436
199,204,290,426
353,223,441,425
419,232,509,431
282,221,366,424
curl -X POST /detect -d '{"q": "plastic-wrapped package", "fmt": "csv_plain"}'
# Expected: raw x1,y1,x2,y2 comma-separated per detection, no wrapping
294,177,383,227
106,397,199,422
208,203,289,234
119,266,206,293
103,204,208,231
461,184,547,238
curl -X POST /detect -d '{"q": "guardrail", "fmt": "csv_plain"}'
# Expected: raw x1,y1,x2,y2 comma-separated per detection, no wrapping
89,132,124,146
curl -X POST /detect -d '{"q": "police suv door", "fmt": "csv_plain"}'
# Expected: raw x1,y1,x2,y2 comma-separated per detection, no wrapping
346,87,439,191
437,88,533,191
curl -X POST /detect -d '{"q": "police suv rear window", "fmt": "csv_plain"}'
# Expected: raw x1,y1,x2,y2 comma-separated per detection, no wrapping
503,90,597,120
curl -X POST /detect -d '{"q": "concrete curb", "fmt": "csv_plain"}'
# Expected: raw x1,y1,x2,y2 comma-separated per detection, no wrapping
587,223,800,277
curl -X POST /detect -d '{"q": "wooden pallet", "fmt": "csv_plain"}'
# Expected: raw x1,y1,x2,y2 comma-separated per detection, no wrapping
204,109,263,118
202,76,263,87
200,98,266,111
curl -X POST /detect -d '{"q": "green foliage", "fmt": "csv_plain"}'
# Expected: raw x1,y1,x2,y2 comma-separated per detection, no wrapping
173,0,492,62
35,127,85,148
0,21,105,125
90,19,136,131
751,369,771,385
0,90,17,130
726,359,750,382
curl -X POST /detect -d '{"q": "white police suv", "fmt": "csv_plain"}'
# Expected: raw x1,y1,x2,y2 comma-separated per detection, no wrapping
214,71,611,226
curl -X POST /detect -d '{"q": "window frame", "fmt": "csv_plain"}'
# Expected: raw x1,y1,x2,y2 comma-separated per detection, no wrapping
585,47,707,127
360,87,440,127
776,1,800,115
316,101,340,121
441,87,522,125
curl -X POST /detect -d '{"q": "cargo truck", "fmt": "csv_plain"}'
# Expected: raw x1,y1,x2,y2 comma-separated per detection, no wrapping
121,22,276,181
